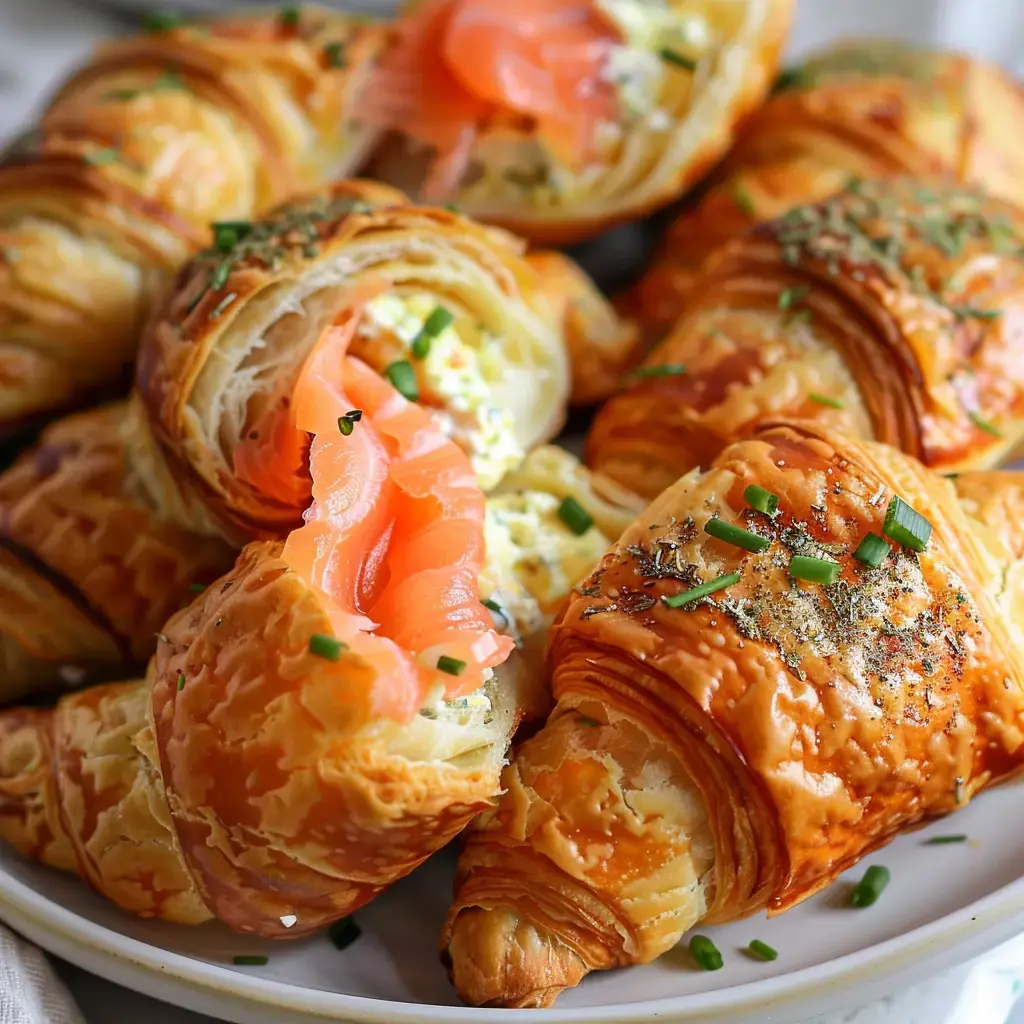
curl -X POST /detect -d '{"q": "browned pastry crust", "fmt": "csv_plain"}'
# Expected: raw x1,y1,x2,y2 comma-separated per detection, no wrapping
444,421,1024,1007
625,40,1024,343
0,404,233,703
0,7,386,428
589,178,1024,500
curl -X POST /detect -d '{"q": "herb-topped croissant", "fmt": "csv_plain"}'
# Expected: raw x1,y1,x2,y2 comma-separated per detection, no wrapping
589,178,1024,500
624,40,1024,343
0,6,385,429
443,421,1024,1008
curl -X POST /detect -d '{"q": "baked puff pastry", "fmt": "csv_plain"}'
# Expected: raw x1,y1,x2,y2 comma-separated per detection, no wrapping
589,178,1024,501
364,0,793,245
133,180,571,543
0,6,385,428
444,421,1024,1007
0,404,233,705
626,40,1024,342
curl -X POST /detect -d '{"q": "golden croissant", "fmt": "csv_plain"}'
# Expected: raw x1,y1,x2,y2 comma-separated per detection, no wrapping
0,403,233,704
0,7,385,428
444,420,1024,1007
625,39,1024,343
589,178,1024,501
365,0,793,245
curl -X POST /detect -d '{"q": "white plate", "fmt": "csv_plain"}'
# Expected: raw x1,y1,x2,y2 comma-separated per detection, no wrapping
2,775,1024,1024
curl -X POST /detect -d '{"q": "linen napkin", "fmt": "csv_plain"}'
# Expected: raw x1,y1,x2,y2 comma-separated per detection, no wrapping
0,925,84,1024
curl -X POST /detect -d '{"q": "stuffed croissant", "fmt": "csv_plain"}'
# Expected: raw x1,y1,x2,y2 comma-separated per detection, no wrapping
589,178,1024,500
625,39,1024,342
132,179,579,543
0,406,641,933
365,0,793,245
444,420,1024,1007
0,6,385,428
0,404,233,704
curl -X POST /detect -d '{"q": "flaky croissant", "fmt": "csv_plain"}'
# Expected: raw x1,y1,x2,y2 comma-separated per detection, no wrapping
625,39,1024,342
0,7,385,428
0,404,233,704
131,179,576,542
444,420,1024,1008
589,178,1024,500
365,0,793,245
0,437,641,934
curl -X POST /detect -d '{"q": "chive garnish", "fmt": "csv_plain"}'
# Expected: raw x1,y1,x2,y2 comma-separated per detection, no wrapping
704,517,770,554
309,633,346,661
177,671,185,691
883,495,932,552
327,917,361,950
743,485,778,516
689,935,723,971
188,582,206,594
809,392,844,409
660,48,698,71
142,11,184,32
577,714,601,727
948,305,1002,321
628,363,687,381
209,293,237,321
558,497,594,536
337,409,362,436
385,360,419,401
84,148,120,167
482,597,503,614
778,285,809,311
411,307,453,359
211,220,252,242
924,834,969,845
969,411,1002,437
663,572,741,608
209,258,232,292
232,955,269,966
437,655,466,676
748,939,778,962
732,185,756,217
789,555,841,585
850,865,890,908
280,5,300,29
853,532,889,569
214,224,242,252
324,41,347,67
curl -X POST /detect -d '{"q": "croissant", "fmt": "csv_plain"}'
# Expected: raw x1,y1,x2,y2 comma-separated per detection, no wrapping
131,179,577,543
624,39,1024,343
364,0,793,245
443,420,1024,1007
589,177,1024,501
0,442,641,933
0,404,233,704
0,7,385,428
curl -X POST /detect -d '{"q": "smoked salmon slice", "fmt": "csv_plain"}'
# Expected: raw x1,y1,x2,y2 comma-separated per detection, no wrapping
364,0,622,195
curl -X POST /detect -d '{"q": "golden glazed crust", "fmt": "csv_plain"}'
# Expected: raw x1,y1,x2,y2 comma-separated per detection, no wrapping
444,422,1024,1007
134,180,571,542
0,404,233,703
626,40,1024,341
589,178,1024,500
0,7,386,428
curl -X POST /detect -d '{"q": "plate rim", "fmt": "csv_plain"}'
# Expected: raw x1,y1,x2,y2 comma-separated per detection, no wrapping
2,855,1024,1024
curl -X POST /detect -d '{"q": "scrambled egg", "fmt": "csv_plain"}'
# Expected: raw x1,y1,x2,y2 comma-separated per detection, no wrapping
360,291,524,491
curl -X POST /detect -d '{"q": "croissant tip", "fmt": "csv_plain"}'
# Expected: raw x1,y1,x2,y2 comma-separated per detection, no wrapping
444,906,588,1009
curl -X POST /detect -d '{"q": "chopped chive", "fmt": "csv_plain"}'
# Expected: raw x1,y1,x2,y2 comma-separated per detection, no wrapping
323,41,347,67
577,714,601,727
443,203,461,212
689,935,723,971
778,285,809,311
663,572,741,608
385,360,418,401
280,5,300,28
211,219,252,240
809,392,844,409
232,955,268,966
209,258,232,292
327,917,361,950
482,597,503,614
177,671,185,691
704,517,770,554
660,48,698,71
948,305,1002,321
558,496,594,536
969,411,1002,437
337,409,362,436
850,865,890,908
437,655,466,676
188,582,206,594
743,485,778,516
214,224,241,252
411,306,454,359
883,495,932,552
309,633,346,661
923,834,969,845
209,292,237,321
628,363,687,380
104,87,142,102
789,554,841,585
748,939,778,962
732,185,756,217
853,532,889,569
84,148,120,167
142,11,184,32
